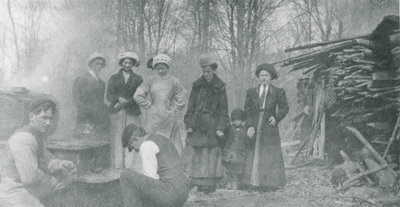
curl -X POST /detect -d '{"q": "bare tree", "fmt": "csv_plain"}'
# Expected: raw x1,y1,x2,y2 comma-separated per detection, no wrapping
7,0,20,73
289,0,352,43
23,0,48,73
213,0,285,106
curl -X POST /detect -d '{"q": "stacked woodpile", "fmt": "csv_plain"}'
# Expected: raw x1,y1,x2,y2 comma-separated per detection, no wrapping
283,15,400,191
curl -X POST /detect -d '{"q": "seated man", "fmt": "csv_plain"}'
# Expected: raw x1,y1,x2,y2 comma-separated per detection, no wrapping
120,124,189,207
0,97,76,207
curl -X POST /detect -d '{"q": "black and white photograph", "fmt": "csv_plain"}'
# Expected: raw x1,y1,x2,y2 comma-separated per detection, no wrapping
0,0,399,206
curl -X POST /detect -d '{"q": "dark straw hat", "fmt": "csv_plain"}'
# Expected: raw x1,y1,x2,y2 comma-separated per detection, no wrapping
255,63,278,80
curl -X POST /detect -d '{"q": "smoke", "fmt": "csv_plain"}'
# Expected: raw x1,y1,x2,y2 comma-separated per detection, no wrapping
3,2,117,139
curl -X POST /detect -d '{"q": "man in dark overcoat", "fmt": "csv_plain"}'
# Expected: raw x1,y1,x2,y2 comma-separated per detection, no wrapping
72,52,110,138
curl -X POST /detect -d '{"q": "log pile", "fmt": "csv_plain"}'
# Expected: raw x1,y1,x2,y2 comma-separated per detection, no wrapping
283,15,400,191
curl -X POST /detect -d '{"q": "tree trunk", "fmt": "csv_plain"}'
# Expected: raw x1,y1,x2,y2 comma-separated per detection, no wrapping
137,0,146,58
200,0,211,53
7,0,20,73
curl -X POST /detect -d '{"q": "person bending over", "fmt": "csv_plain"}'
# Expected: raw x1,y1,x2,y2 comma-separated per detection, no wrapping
119,124,189,207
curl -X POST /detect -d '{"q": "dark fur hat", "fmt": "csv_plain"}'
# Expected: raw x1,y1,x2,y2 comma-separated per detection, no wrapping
255,63,278,80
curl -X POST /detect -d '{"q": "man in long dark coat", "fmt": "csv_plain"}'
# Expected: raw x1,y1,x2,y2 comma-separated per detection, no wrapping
72,53,110,139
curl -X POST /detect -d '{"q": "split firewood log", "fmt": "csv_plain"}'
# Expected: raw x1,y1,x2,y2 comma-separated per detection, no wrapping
362,148,396,188
331,151,362,188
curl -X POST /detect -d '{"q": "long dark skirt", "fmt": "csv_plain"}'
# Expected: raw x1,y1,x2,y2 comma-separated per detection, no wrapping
243,134,286,187
189,146,224,187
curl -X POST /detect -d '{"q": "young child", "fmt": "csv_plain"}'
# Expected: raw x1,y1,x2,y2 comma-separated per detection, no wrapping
222,108,248,190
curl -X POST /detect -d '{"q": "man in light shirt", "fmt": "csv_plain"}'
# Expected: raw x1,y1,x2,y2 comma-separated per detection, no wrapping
120,124,189,207
0,97,76,207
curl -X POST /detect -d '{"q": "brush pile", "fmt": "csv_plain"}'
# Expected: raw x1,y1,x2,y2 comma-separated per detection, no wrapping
284,15,400,191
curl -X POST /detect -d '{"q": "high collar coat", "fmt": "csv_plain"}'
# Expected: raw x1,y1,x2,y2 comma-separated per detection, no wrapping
106,69,143,116
243,84,289,187
184,75,230,147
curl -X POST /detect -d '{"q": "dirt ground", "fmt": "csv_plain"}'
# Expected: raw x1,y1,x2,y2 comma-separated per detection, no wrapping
42,163,398,207
184,165,396,207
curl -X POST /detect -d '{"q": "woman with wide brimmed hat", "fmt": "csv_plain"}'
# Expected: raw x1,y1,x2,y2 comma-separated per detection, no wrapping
134,53,186,155
183,53,230,193
72,52,111,139
106,51,144,169
242,63,289,191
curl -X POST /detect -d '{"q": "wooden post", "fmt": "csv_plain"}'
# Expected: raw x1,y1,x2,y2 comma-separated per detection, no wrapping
319,113,326,159
307,79,325,157
313,113,326,159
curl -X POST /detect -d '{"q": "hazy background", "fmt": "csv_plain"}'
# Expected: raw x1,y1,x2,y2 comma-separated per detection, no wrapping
0,0,398,139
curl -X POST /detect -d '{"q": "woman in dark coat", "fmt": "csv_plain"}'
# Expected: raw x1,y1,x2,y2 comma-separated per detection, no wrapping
106,52,143,169
243,63,289,190
184,54,229,193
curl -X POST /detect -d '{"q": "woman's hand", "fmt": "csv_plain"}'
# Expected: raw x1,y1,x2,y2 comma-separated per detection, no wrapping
304,105,310,115
216,130,224,137
118,97,129,104
268,116,276,126
247,127,255,137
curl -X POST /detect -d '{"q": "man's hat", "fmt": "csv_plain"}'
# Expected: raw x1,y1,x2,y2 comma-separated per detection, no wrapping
27,96,57,113
87,52,106,67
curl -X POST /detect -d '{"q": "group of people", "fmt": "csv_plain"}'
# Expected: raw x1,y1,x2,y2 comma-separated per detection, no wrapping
0,51,289,207
72,52,185,171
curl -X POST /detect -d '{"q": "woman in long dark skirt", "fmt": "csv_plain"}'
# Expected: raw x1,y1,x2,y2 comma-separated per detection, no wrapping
243,63,289,191
183,54,230,193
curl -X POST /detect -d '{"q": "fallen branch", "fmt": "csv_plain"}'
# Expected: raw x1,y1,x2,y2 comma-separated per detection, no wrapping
383,114,400,159
340,165,387,191
290,137,309,165
345,126,397,177
286,115,305,141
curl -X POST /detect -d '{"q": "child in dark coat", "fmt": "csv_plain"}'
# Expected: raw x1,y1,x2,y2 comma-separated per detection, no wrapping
222,108,248,190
